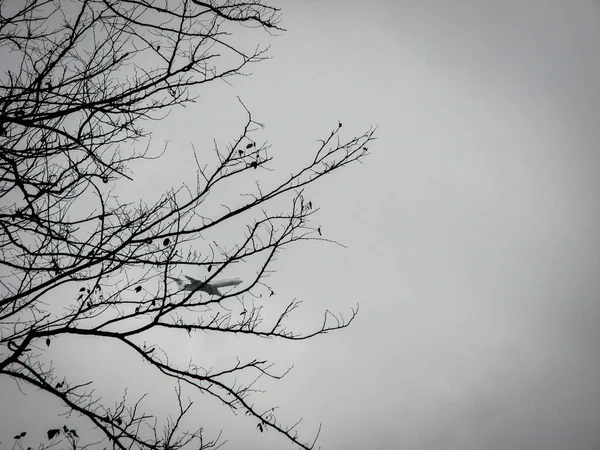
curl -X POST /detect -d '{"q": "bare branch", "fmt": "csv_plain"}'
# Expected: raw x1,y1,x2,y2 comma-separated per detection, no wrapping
0,1,376,449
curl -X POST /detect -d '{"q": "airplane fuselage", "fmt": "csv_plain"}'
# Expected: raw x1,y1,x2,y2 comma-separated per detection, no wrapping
168,276,242,296
184,278,242,289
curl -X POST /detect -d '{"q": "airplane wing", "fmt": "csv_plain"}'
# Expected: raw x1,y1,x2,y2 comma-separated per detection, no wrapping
204,284,222,297
185,275,199,283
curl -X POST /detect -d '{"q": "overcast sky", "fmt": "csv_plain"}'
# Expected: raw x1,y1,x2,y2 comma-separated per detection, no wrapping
2,0,600,449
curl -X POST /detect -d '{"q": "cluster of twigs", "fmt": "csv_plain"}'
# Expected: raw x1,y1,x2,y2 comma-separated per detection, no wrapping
0,1,376,449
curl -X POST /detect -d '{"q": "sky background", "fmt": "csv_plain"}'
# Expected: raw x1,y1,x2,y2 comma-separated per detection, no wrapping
2,0,600,449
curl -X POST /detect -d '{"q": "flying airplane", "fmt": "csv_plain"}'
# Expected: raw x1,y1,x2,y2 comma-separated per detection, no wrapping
167,275,242,297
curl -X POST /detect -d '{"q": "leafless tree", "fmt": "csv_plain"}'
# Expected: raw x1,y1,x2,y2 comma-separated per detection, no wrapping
0,1,376,449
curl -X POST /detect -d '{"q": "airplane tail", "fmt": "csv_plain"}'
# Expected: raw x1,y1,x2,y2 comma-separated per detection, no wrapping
167,276,186,291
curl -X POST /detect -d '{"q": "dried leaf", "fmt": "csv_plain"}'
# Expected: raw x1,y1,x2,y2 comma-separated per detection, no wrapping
246,143,254,149
163,238,170,246
47,429,60,440
46,338,50,347
79,287,86,292
135,286,142,293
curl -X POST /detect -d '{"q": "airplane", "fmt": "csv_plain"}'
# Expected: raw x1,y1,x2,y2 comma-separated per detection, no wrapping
167,275,242,297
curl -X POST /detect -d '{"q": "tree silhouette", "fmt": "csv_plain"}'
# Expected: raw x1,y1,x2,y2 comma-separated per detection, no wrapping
0,1,376,449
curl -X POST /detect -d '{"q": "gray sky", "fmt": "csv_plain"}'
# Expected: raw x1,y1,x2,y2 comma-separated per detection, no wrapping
2,0,600,449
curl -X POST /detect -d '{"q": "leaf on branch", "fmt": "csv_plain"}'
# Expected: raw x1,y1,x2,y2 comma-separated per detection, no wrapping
257,423,263,433
207,264,212,272
115,418,122,425
338,121,343,128
239,149,244,156
79,287,86,292
63,425,68,432
246,143,254,149
135,306,140,313
102,176,108,183
47,429,60,440
318,226,322,236
135,286,142,293
20,432,26,437
250,161,258,169
46,338,51,347
56,382,63,388
163,238,170,246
